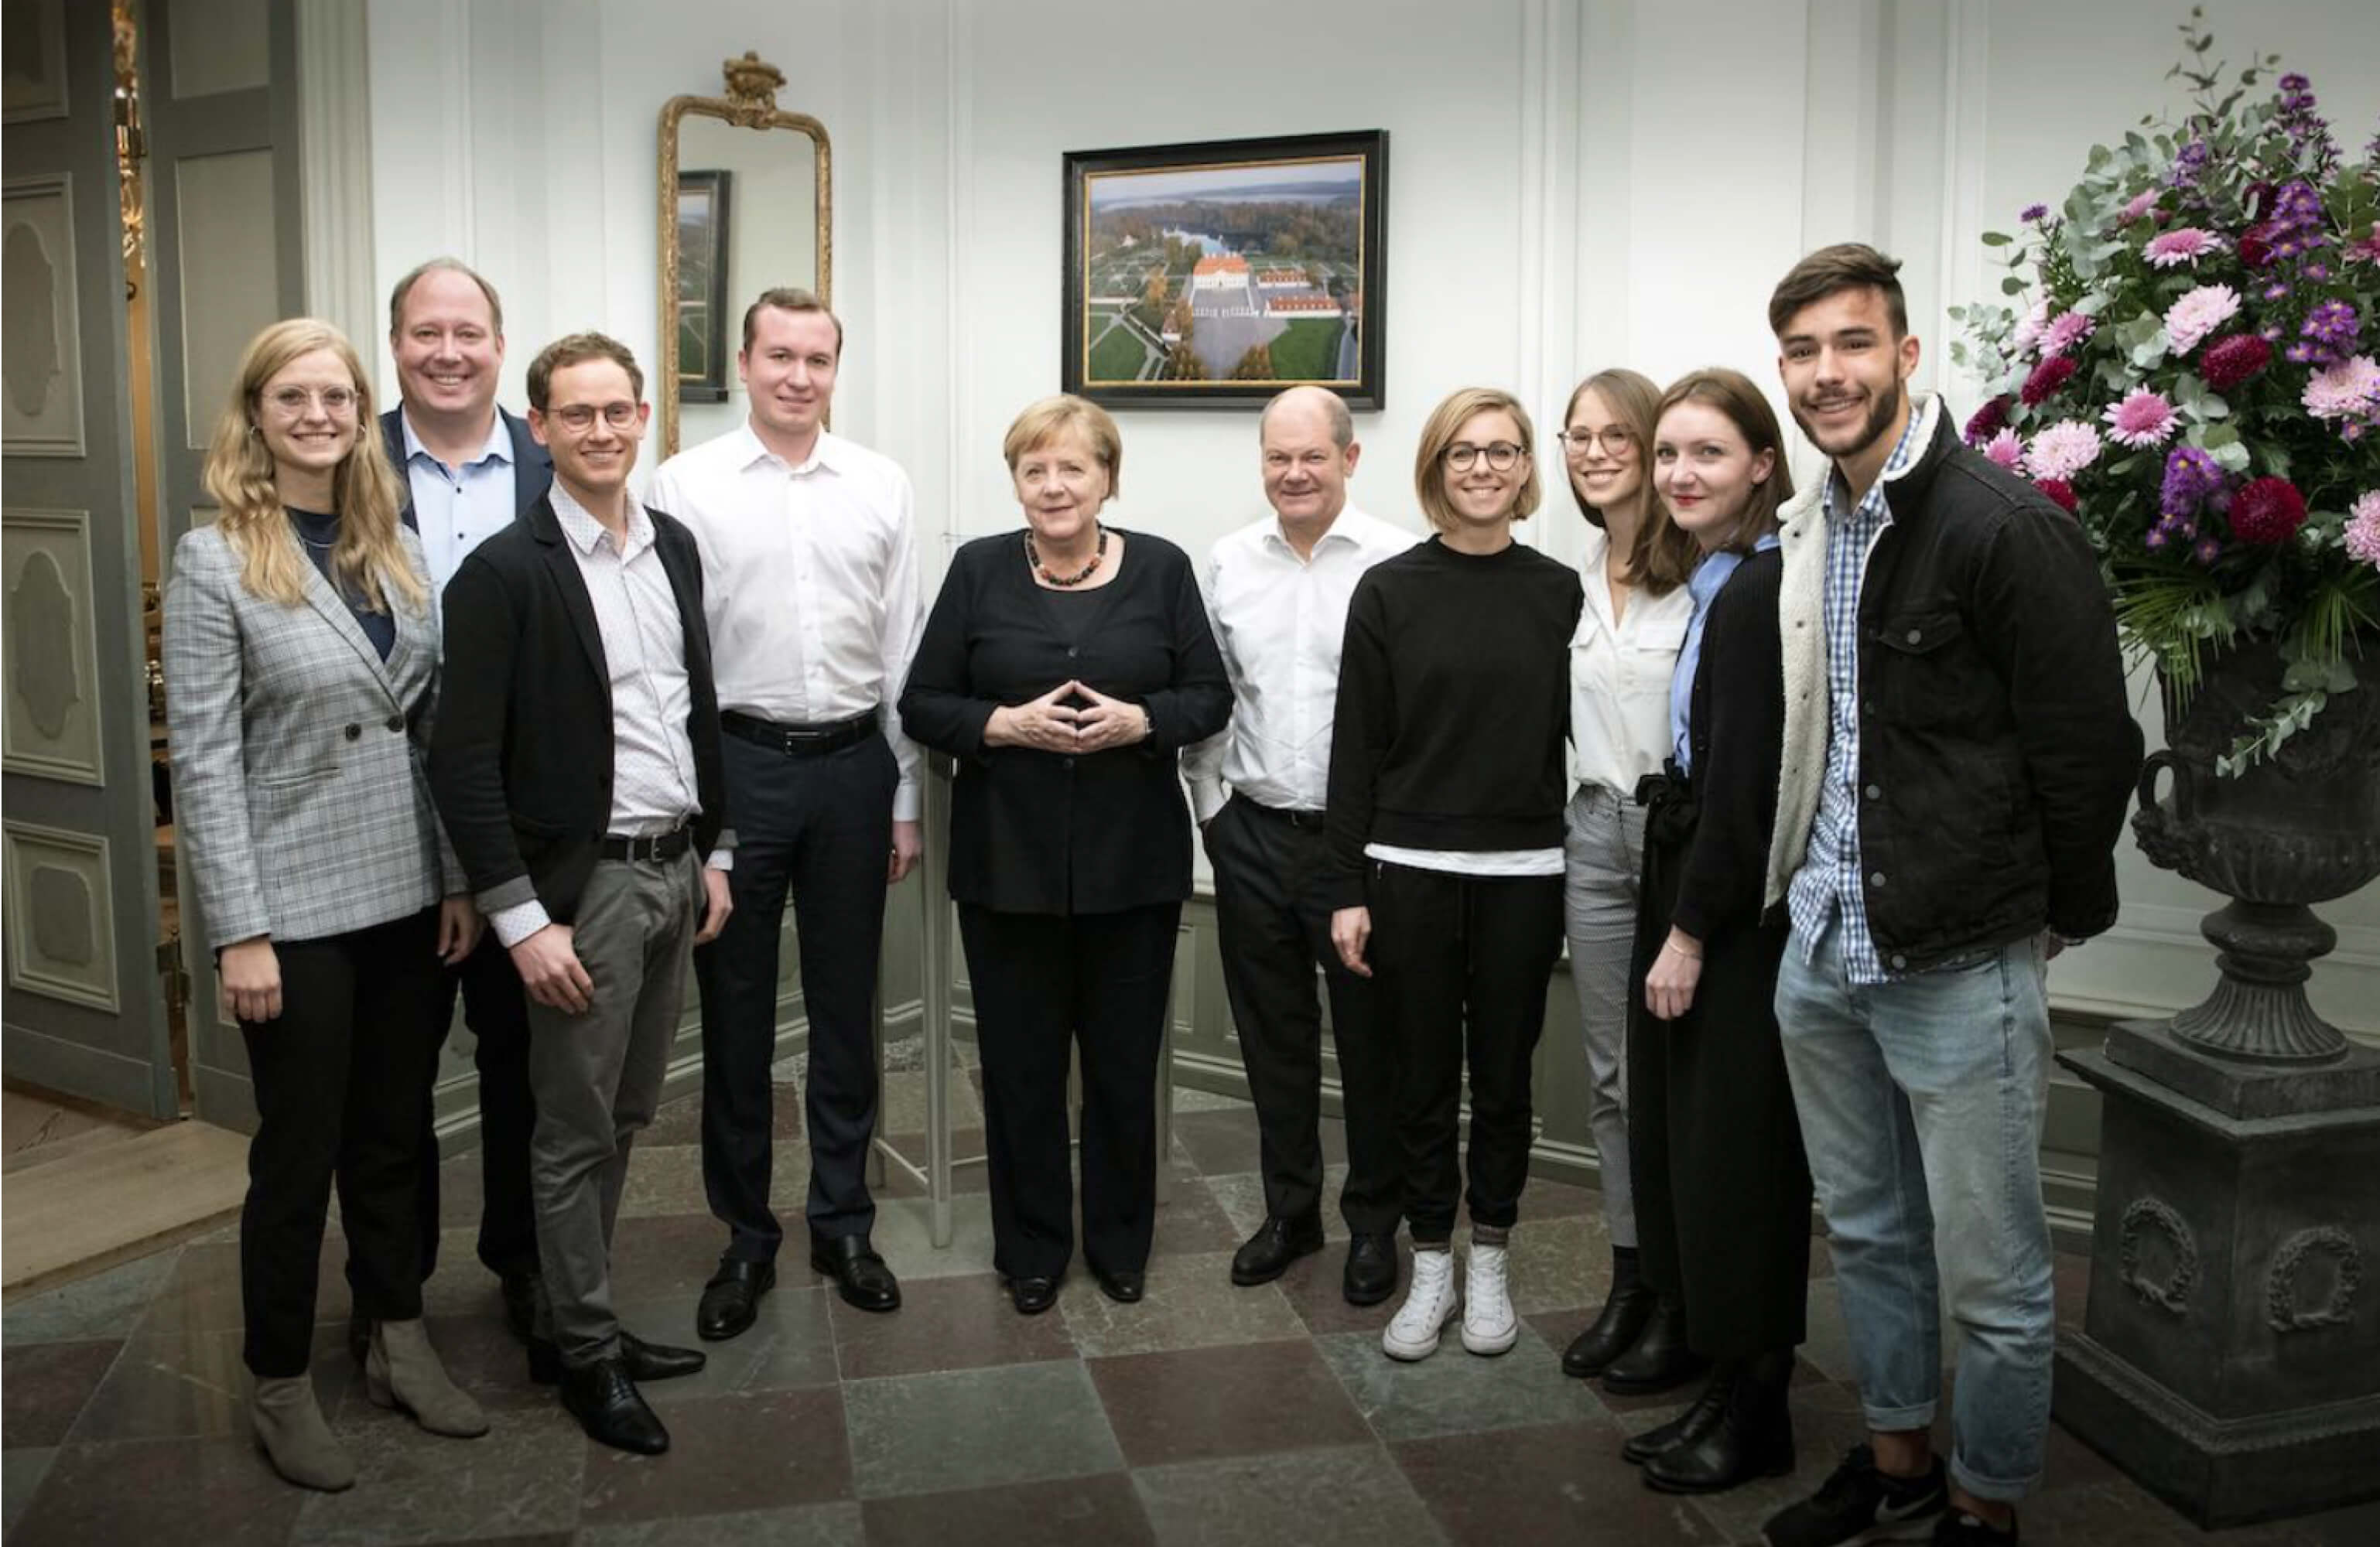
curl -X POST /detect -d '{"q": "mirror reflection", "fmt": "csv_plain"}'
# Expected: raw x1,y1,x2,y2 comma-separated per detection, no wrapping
658,53,829,456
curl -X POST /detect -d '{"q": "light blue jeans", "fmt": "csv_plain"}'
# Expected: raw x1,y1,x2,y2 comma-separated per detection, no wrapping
1775,921,2055,1503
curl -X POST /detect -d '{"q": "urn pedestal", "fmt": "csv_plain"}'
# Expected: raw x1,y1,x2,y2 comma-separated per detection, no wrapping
2053,647,2380,1528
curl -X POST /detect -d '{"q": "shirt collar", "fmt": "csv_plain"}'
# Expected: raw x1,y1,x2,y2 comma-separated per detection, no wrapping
1260,504,1370,558
1685,531,1780,604
401,408,513,468
1821,392,1939,524
550,480,651,557
733,421,844,477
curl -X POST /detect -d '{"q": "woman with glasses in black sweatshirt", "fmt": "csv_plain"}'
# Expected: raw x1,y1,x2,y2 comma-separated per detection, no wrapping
1325,386,1583,1367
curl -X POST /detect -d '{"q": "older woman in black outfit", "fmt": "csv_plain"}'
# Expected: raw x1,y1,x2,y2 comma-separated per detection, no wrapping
899,394,1232,1315
1620,367,1813,1494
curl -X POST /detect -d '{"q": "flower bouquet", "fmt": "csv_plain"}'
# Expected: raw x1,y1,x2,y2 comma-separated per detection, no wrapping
1950,9,2378,774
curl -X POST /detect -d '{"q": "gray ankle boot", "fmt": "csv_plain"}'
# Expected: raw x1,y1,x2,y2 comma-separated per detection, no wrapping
251,1375,355,1491
367,1319,491,1438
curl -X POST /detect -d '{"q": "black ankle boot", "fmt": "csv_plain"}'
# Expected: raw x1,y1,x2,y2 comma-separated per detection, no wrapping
1621,1362,1735,1464
1564,1249,1655,1379
1642,1348,1796,1494
1599,1295,1708,1395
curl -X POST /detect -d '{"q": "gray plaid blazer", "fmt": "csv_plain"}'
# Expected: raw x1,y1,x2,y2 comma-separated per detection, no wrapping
163,522,460,949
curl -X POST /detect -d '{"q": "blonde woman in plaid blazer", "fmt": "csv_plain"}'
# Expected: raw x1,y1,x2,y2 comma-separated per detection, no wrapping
163,319,488,1492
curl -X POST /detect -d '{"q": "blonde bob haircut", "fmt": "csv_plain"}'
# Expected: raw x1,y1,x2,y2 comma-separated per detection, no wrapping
1412,386,1541,533
1002,393,1122,499
202,318,422,615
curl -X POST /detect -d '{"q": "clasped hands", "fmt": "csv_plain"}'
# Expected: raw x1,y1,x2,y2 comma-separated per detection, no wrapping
986,681,1150,754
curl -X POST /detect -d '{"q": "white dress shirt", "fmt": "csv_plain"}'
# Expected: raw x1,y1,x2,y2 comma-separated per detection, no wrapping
1570,522,1694,797
1184,504,1417,825
646,424,926,821
401,409,516,596
489,482,703,948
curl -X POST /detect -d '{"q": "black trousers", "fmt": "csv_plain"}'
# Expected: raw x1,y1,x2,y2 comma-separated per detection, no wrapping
395,932,537,1291
1366,860,1564,1241
1628,791,1812,1359
1207,797,1399,1235
241,907,447,1376
696,731,896,1262
956,900,1181,1280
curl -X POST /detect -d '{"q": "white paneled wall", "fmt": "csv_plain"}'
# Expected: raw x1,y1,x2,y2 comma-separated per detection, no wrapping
355,0,2379,1033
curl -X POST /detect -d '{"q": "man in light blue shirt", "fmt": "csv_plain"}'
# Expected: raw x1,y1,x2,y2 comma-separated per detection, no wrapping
369,258,554,1371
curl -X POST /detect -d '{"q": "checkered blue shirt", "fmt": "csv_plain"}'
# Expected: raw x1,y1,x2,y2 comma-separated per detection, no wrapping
1786,403,1932,984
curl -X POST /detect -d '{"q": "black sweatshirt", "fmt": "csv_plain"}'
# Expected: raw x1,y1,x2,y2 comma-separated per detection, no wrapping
1323,535,1584,908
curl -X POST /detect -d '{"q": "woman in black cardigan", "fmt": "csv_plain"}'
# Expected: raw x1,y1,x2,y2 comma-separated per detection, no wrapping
899,394,1232,1315
1620,367,1812,1494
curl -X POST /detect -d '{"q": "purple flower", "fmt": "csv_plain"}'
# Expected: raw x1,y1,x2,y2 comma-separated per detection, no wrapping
2278,72,2310,91
2161,446,2228,517
2021,202,2050,224
2291,301,2362,369
2145,227,2225,268
2169,138,2211,187
2193,535,2223,565
2145,521,2174,554
2105,388,2180,449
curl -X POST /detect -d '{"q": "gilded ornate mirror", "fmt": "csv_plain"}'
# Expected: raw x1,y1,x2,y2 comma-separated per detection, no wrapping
657,52,830,456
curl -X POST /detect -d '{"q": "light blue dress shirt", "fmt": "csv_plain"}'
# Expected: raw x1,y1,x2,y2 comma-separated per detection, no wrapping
1669,532,1780,777
402,410,516,595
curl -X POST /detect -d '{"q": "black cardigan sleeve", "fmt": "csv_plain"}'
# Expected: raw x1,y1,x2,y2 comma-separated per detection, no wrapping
898,544,1002,763
1322,572,1393,911
428,551,531,907
1136,546,1233,753
1671,552,1785,943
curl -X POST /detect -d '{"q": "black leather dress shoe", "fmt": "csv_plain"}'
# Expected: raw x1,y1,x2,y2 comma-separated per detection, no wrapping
1093,1268,1144,1304
697,1258,776,1341
561,1357,669,1455
1643,1353,1796,1494
1564,1283,1657,1379
1342,1233,1399,1306
1622,1363,1732,1463
1601,1296,1709,1395
530,1327,711,1386
1231,1214,1325,1286
1007,1275,1060,1315
811,1235,901,1313
498,1270,542,1346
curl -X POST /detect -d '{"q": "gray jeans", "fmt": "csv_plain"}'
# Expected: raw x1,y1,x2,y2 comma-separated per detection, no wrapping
528,852,700,1367
1563,784,1647,1248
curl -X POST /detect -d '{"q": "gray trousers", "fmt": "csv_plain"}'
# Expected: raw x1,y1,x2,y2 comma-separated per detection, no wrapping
1563,784,1647,1248
528,852,700,1367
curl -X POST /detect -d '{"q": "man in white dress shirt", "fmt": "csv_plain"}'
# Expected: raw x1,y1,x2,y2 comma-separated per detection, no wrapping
1187,386,1417,1305
646,289,923,1332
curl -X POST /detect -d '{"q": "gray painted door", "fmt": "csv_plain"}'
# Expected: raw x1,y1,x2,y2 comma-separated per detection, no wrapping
141,0,307,1129
2,0,175,1116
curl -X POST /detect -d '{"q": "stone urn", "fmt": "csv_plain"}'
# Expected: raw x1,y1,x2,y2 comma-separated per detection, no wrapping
2055,637,2380,1527
2132,640,2380,1060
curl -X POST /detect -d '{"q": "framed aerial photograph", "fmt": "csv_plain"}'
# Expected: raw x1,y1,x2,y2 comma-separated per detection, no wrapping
1062,130,1388,410
674,169,733,404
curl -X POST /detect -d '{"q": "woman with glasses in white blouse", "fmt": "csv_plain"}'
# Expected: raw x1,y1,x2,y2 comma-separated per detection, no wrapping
1550,370,1702,1391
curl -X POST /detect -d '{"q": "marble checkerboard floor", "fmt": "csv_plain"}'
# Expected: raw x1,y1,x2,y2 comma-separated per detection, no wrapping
5,1071,2374,1545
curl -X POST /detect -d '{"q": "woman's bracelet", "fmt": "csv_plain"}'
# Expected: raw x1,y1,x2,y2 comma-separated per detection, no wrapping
1661,939,1702,962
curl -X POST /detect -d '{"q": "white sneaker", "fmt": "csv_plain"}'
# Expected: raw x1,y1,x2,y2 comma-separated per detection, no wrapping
1461,1242,1517,1355
1382,1248,1460,1361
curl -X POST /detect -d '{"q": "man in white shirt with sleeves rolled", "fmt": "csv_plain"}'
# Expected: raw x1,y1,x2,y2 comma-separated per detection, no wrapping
645,288,924,1335
1187,384,1417,1306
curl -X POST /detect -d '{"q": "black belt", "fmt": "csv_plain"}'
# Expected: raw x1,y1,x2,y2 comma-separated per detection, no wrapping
722,709,877,758
598,828,692,863
1236,796,1327,831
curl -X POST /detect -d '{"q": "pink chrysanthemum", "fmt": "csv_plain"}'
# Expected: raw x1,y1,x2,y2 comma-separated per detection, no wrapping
2345,491,2380,566
2011,298,2051,354
2303,354,2380,422
2104,389,2180,449
2163,284,2241,355
1981,429,2026,471
2026,420,2104,482
2145,227,2226,268
2039,312,2097,356
2119,189,2163,224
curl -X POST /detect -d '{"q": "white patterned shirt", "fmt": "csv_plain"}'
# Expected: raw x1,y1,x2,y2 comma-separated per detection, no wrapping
489,482,704,948
647,425,925,821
